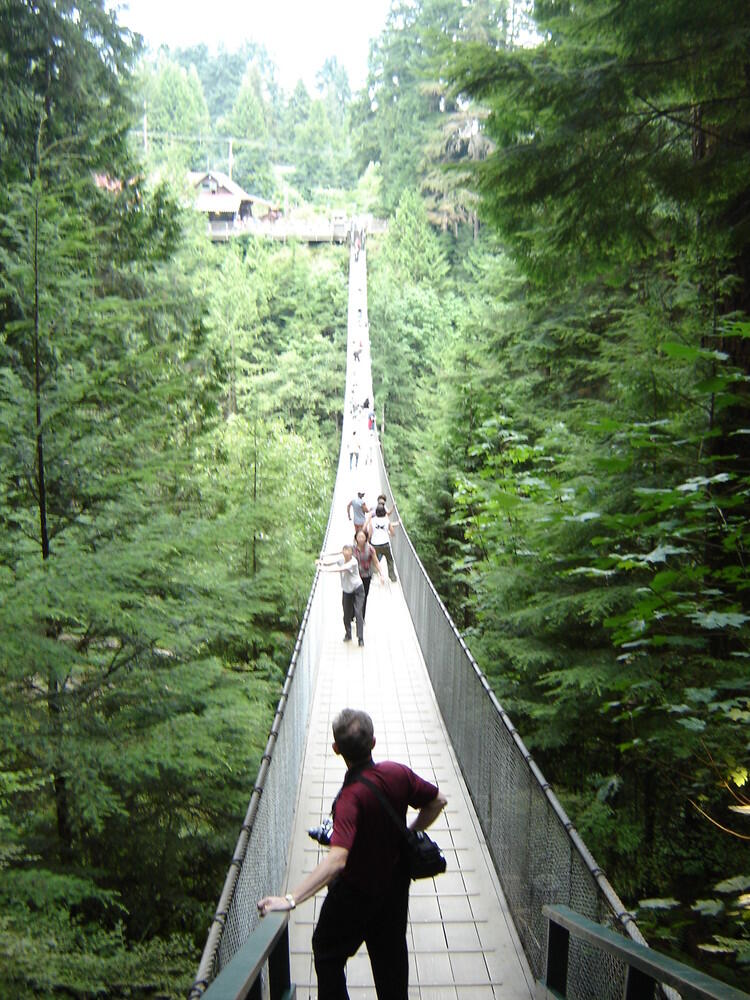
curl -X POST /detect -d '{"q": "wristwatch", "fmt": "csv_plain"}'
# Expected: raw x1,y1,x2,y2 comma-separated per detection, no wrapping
285,893,296,910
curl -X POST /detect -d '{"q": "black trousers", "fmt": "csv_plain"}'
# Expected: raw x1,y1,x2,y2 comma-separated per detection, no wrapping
312,873,410,1000
372,543,397,582
361,575,372,620
342,586,364,641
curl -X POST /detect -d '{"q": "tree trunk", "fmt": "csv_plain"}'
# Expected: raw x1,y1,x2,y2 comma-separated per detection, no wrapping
34,188,50,561
252,419,258,577
48,679,74,863
34,123,71,862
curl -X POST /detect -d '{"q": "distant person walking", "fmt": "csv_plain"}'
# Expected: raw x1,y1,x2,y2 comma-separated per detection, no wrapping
365,409,376,465
368,496,398,582
353,529,383,622
347,490,369,538
317,544,366,646
348,430,360,470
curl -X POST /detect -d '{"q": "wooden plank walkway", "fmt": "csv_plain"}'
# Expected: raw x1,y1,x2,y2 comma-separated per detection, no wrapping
281,251,536,999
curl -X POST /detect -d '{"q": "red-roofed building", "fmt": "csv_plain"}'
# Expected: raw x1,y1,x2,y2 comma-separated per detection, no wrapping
189,171,279,231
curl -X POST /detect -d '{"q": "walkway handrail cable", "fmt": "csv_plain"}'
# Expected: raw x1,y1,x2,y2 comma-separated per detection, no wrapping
375,445,665,999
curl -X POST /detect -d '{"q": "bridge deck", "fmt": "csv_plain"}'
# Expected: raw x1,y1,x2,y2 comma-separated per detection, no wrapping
283,252,536,999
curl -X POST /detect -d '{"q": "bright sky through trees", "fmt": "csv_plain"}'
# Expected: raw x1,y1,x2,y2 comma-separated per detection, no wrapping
117,0,392,91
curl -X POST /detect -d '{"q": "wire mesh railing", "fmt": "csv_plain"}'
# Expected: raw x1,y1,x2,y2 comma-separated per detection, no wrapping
375,446,653,1000
187,561,326,998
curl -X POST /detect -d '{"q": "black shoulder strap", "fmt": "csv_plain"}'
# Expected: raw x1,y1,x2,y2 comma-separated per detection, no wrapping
352,773,410,841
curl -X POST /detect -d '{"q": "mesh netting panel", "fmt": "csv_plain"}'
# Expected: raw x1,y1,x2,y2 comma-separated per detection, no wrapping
377,448,640,997
216,608,318,972
190,575,325,995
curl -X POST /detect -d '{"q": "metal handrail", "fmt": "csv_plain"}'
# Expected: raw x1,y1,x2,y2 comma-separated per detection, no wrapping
374,443,654,997
542,906,749,1000
201,911,294,1000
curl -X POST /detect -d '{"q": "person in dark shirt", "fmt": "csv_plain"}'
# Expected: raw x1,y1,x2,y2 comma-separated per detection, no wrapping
258,708,447,999
353,529,383,622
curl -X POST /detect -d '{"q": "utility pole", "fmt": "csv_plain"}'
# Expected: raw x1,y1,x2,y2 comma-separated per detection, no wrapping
228,137,234,180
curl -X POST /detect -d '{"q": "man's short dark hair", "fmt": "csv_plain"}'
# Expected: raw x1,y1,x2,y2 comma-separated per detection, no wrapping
332,708,374,762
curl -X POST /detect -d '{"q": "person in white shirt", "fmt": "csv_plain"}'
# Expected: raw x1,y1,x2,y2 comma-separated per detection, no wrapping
367,496,397,582
317,544,366,646
348,430,360,470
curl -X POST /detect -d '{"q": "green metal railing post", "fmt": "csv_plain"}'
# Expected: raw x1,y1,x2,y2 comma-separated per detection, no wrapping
545,919,570,996
541,906,750,1000
267,923,293,999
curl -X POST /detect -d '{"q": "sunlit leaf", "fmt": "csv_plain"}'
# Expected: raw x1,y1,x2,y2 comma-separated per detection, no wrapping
692,899,724,916
690,611,750,629
677,717,706,732
638,898,680,910
714,876,750,894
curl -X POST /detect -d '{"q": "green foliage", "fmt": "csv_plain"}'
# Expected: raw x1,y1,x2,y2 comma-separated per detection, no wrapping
237,239,349,437
354,0,440,213
0,0,138,184
290,101,340,198
366,0,750,985
368,190,456,501
220,66,274,196
171,42,281,127
140,44,356,201
141,57,210,166
316,57,352,129
0,6,344,994
354,0,509,223
0,904,195,999
378,189,449,284
450,0,750,284
636,871,750,978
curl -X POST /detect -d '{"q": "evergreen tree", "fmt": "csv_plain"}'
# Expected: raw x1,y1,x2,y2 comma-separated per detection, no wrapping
0,5,338,995
221,65,274,196
142,57,210,167
383,0,750,978
369,190,455,492
353,0,441,212
171,41,281,128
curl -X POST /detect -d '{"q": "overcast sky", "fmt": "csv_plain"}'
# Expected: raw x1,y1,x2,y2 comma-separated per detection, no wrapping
116,0,392,93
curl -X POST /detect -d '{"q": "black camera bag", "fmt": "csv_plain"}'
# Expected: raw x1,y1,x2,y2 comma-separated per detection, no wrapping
355,774,446,880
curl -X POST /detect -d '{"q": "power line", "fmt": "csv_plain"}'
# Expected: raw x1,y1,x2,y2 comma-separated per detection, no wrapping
129,127,272,151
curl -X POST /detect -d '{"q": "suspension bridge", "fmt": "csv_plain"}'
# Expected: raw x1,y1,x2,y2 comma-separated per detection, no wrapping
187,243,748,1000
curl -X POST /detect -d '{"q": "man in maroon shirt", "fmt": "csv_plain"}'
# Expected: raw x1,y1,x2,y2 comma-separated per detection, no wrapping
258,708,447,999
